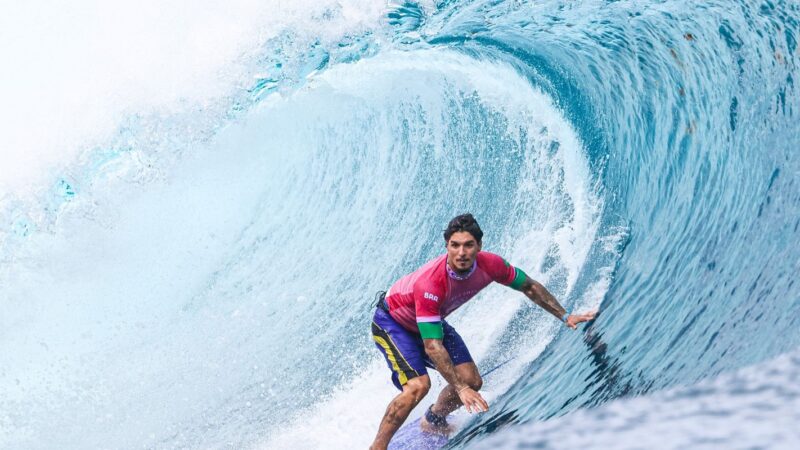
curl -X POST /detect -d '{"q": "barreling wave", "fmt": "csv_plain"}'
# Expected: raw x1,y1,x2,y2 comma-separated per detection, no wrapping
0,1,798,449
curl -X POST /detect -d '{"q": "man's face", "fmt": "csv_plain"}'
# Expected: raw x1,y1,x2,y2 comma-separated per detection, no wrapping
446,231,482,273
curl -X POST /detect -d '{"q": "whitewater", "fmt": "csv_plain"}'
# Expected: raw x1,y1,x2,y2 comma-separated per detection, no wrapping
1,1,798,449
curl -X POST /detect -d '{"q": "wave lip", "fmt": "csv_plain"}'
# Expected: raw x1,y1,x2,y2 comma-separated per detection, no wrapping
0,0,391,265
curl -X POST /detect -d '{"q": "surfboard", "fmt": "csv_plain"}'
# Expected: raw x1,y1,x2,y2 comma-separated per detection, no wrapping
388,417,449,450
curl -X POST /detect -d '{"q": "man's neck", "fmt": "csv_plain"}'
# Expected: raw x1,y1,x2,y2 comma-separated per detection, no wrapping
446,258,476,280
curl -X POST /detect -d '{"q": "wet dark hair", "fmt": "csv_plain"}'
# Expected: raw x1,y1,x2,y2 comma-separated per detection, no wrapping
443,213,483,243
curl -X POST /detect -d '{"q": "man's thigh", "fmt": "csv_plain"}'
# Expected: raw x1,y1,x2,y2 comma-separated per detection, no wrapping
372,309,428,390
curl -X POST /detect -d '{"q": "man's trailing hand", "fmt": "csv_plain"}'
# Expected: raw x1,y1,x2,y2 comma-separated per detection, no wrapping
456,386,488,413
565,310,597,330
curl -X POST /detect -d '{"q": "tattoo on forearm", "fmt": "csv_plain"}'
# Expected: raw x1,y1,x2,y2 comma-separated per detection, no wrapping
523,277,566,318
424,340,463,388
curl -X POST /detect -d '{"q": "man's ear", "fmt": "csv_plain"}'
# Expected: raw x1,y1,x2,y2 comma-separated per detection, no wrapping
477,241,482,251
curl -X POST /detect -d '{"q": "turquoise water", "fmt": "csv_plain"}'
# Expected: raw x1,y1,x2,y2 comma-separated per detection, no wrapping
1,1,798,448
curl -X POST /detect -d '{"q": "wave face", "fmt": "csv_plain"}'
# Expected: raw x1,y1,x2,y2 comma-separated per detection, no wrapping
1,0,799,449
442,1,800,447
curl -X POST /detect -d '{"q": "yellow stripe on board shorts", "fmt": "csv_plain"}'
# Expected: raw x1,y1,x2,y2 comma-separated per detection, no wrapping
373,334,409,385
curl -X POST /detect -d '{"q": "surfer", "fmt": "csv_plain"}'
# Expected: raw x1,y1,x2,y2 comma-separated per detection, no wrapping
369,213,596,450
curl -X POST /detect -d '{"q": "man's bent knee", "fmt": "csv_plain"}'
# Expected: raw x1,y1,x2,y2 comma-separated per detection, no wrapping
469,376,483,391
455,363,482,391
460,373,482,391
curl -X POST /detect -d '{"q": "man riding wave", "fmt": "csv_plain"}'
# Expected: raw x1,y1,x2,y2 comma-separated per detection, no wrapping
369,214,596,449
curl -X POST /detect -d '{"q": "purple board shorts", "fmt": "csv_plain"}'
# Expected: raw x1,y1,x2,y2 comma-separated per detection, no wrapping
372,307,473,391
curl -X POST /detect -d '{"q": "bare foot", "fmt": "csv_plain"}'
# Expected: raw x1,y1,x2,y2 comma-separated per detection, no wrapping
419,414,455,436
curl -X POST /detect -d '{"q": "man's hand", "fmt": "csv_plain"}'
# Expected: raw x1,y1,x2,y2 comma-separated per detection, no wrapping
565,310,597,329
456,386,488,413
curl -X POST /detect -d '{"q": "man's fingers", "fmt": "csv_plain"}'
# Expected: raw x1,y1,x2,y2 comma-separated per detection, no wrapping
462,392,489,413
566,311,597,328
467,401,484,413
473,393,488,412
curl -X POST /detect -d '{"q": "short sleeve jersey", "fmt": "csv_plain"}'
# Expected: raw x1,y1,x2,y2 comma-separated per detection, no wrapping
384,251,526,339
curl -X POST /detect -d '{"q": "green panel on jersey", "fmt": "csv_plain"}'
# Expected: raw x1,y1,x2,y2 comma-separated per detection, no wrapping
418,322,444,340
510,267,527,290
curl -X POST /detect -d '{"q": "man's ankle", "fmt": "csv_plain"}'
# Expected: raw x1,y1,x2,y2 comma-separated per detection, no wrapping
425,404,448,428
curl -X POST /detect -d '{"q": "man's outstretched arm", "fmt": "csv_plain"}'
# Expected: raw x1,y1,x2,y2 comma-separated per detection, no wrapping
519,276,566,319
518,276,596,329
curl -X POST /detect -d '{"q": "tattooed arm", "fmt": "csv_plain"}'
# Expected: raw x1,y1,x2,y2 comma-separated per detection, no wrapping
423,339,465,390
520,276,567,319
482,252,595,328
519,276,595,329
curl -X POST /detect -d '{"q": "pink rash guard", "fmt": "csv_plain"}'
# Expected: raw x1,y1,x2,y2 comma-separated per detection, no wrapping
384,251,526,339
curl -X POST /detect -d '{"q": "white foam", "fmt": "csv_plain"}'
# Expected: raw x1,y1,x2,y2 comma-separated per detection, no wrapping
262,357,507,450
0,0,388,193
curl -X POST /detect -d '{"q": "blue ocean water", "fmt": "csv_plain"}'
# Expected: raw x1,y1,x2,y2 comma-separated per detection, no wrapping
1,1,798,449
471,348,800,449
